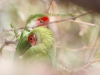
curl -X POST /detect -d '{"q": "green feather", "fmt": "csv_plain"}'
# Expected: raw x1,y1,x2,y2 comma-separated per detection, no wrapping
14,30,31,60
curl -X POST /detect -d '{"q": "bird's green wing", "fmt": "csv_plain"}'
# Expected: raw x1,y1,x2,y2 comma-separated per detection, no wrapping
14,29,31,60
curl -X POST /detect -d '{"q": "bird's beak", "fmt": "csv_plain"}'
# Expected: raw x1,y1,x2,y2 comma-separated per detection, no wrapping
31,40,37,46
36,21,48,27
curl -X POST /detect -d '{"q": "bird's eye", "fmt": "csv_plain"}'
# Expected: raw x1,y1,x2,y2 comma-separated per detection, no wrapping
39,20,43,23
30,37,32,41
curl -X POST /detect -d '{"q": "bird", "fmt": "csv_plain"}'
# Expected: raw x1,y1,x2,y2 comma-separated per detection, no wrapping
23,26,55,66
26,14,50,31
14,14,49,59
14,14,56,66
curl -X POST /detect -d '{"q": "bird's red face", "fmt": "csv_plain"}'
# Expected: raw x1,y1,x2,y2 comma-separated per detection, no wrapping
28,34,37,46
37,16,49,27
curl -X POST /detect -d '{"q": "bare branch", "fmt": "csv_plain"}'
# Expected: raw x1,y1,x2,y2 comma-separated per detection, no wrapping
56,45,88,51
47,0,54,13
57,45,100,52
4,39,17,45
69,20,100,28
0,43,5,55
3,27,24,32
0,39,16,55
49,11,94,24
3,11,95,32
75,58,100,73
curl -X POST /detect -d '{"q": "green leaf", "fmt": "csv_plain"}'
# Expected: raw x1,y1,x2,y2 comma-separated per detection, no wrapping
10,23,19,40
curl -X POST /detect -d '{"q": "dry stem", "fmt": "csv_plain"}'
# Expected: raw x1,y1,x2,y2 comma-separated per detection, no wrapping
47,0,55,12
75,58,100,73
0,39,16,54
3,11,96,32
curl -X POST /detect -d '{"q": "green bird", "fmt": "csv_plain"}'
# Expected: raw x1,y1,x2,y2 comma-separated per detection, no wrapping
14,14,55,66
26,14,49,31
14,14,50,60
23,26,55,65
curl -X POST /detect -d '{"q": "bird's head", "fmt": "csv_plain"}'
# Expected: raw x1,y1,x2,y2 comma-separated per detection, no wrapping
26,14,49,30
28,34,37,46
37,16,49,27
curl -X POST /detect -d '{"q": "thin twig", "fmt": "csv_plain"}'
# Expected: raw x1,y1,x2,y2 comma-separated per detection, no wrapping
4,39,16,45
3,27,24,32
3,11,95,32
56,45,88,51
69,20,100,28
0,43,5,54
47,0,54,13
57,45,100,52
0,39,16,54
49,11,94,24
75,58,100,73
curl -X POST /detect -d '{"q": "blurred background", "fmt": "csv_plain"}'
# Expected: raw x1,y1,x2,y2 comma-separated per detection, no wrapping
0,0,100,75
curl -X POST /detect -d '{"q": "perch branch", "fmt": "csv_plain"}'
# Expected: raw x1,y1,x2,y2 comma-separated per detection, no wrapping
3,11,95,32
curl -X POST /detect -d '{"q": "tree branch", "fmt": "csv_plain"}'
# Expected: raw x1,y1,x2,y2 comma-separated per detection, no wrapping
0,39,16,55
47,0,55,12
69,20,100,28
75,58,100,73
49,11,94,24
3,11,95,32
